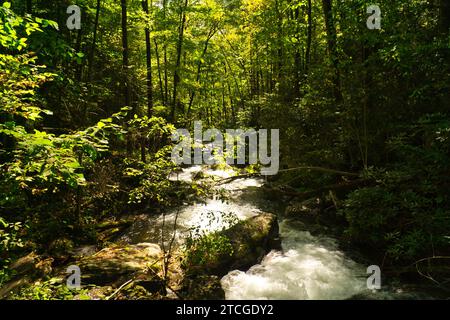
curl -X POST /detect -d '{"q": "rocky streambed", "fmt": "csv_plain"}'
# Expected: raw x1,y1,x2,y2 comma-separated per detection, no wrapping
2,165,446,300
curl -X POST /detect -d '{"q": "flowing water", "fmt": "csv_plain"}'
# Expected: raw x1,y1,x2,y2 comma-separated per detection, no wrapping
120,166,444,300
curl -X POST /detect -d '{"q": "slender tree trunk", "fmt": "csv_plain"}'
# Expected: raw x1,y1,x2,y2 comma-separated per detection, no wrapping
154,39,165,106
440,0,450,34
88,0,101,83
164,47,169,107
121,0,132,156
187,26,216,117
294,6,301,96
274,0,283,83
142,0,154,117
26,0,32,14
171,0,189,122
163,0,169,108
305,0,312,75
75,29,84,82
322,0,342,102
222,84,226,121
121,0,131,108
227,80,236,124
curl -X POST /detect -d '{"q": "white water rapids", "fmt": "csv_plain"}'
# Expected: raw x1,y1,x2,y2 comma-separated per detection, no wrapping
221,221,366,299
119,166,439,300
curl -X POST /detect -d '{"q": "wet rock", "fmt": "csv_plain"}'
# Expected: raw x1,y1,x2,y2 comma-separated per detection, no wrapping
222,212,281,270
186,212,281,276
70,245,98,259
285,198,321,222
78,243,163,286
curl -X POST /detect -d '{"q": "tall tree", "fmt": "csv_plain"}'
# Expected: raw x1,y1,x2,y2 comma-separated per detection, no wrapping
440,0,450,34
187,24,218,117
121,0,131,109
321,0,342,102
87,0,101,82
26,0,32,14
74,25,84,82
142,0,154,117
305,0,312,75
274,0,283,84
154,39,165,107
293,4,301,96
171,0,189,122
121,0,133,156
163,0,169,111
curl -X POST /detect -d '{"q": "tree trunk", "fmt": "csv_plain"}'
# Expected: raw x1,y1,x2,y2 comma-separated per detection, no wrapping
121,0,131,109
26,0,32,14
121,0,133,156
154,39,165,106
294,6,301,97
75,28,84,82
163,0,169,108
440,0,450,34
321,0,342,102
305,0,312,75
88,0,101,83
187,26,216,117
142,0,154,117
171,0,189,122
274,0,283,83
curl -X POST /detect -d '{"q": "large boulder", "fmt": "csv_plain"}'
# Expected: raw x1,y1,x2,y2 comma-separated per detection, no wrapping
185,212,281,277
222,212,281,271
78,243,163,286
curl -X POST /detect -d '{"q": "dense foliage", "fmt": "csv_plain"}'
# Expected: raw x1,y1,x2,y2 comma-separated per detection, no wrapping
1,0,449,296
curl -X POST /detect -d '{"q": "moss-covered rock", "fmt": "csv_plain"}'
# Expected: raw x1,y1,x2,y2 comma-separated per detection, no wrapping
78,243,163,286
185,212,280,277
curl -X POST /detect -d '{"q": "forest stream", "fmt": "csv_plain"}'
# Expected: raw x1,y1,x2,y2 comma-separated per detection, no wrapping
119,166,444,300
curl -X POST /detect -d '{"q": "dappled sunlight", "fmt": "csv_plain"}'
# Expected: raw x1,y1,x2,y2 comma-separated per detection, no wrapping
121,166,262,247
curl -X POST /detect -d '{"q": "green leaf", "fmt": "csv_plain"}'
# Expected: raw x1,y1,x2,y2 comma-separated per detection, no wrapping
97,121,106,129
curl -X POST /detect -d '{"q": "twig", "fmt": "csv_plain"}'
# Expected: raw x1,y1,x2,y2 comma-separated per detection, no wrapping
105,279,134,300
412,256,450,286
412,256,450,266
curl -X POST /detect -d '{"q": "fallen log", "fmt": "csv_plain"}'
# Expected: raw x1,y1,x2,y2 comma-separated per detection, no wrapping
264,179,374,200
277,166,359,177
215,166,359,185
